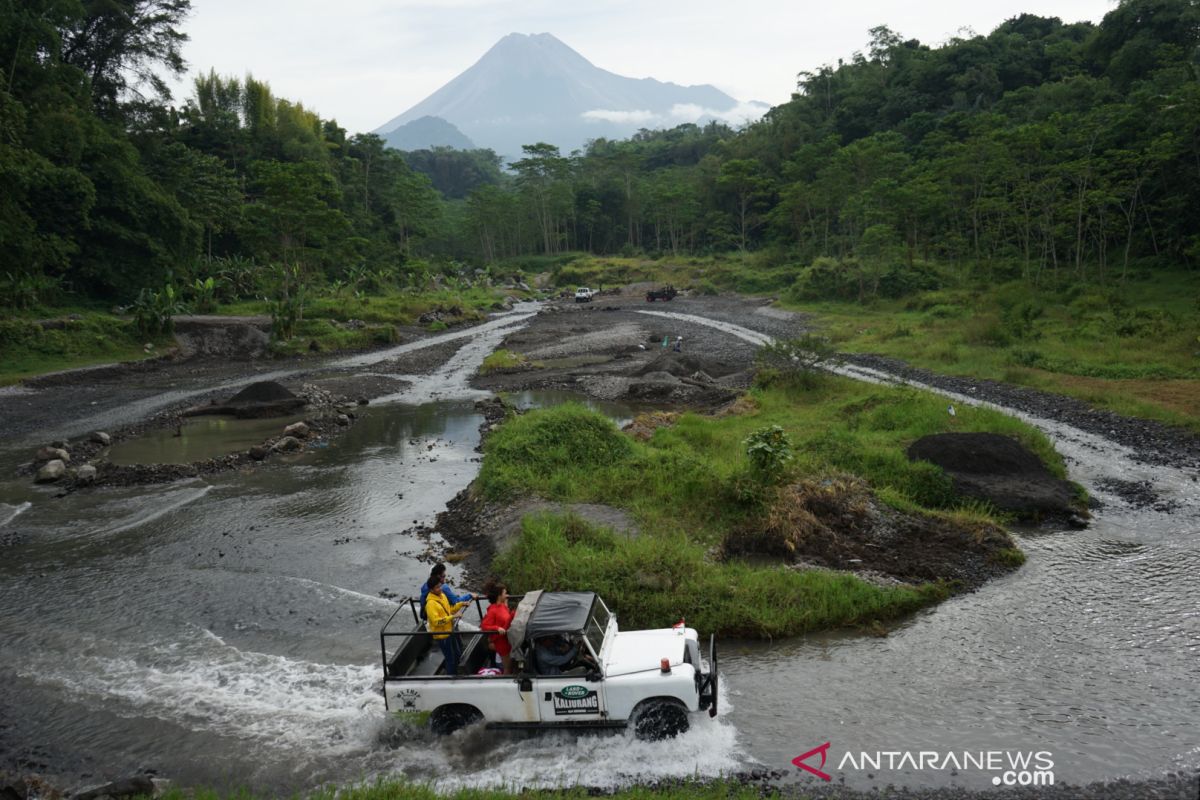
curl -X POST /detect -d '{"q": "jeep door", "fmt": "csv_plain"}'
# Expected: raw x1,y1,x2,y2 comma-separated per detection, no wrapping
534,675,606,722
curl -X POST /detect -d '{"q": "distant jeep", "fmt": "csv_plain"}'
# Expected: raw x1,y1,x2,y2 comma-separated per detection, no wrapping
574,287,595,303
646,286,677,302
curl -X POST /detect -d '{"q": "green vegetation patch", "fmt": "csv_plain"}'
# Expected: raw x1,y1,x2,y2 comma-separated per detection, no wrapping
0,314,163,385
786,270,1200,431
479,349,542,374
478,382,1054,636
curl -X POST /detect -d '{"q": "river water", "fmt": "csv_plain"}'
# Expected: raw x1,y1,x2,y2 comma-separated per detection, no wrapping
0,308,1197,794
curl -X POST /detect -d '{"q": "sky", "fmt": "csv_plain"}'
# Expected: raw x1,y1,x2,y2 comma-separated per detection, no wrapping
173,0,1118,135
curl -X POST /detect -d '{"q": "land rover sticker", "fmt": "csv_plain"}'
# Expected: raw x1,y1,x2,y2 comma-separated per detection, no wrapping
553,686,599,715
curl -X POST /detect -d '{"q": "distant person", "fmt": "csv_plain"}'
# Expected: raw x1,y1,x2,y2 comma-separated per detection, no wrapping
425,575,469,676
673,336,682,352
661,335,669,349
480,579,515,674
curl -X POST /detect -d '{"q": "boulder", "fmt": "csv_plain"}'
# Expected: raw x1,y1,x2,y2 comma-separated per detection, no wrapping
272,436,302,452
36,459,66,483
51,438,69,449
249,445,270,461
336,414,351,426
35,446,70,464
282,421,310,439
907,432,1084,523
90,431,112,446
76,464,97,484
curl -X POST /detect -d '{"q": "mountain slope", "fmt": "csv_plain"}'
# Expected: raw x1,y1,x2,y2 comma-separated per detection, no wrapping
375,33,751,159
381,116,475,151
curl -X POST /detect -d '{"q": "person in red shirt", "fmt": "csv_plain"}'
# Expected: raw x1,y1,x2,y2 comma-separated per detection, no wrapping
480,579,515,674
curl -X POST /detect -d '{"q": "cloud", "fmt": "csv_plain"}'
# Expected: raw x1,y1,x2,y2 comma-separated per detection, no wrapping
581,101,768,129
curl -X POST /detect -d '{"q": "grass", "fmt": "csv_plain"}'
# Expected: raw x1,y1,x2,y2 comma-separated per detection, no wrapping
0,313,167,385
479,349,542,374
779,270,1200,431
477,381,1058,637
1,286,528,382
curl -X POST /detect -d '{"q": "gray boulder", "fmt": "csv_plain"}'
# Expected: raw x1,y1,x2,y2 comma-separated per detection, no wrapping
76,464,98,484
249,445,270,461
36,459,66,483
90,431,112,446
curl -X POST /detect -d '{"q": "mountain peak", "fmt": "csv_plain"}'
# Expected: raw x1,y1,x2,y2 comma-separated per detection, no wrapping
374,33,752,158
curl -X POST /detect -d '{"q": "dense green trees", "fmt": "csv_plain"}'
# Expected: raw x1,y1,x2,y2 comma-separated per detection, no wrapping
1,0,1198,310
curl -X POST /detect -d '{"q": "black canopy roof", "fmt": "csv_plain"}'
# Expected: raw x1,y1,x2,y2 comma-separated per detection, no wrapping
525,591,597,641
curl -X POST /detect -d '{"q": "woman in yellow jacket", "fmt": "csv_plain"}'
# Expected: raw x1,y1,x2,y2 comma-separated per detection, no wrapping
425,576,470,676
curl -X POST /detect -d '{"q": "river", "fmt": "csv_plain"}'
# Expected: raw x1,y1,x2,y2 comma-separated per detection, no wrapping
0,307,1196,794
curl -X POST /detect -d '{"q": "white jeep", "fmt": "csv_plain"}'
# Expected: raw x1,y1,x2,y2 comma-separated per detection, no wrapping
380,590,718,739
574,287,594,303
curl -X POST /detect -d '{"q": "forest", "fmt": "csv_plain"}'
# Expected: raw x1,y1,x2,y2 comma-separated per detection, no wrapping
2,0,1199,314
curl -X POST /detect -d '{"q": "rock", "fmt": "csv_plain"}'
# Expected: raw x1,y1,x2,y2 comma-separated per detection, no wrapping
74,775,156,800
249,445,270,461
36,459,66,483
51,439,69,449
908,432,1085,523
35,446,70,464
336,414,350,426
272,436,301,452
357,396,369,406
282,421,310,438
90,431,112,446
344,318,366,330
76,464,97,484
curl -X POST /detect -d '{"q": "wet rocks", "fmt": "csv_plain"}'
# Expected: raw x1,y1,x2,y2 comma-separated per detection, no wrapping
89,431,111,446
35,459,66,483
75,464,97,484
908,432,1085,524
35,446,70,464
282,421,310,439
272,435,302,452
249,445,270,461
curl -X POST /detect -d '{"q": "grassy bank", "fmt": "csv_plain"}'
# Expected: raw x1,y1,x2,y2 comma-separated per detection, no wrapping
786,271,1200,432
0,312,167,385
0,287,528,382
477,379,1059,637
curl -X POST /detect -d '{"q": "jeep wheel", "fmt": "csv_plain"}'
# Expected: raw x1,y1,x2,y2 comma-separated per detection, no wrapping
633,699,689,741
430,704,483,735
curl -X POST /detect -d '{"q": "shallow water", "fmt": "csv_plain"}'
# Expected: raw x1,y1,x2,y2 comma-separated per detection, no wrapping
105,415,310,465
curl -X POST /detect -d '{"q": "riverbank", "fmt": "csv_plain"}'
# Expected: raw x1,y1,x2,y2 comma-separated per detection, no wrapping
7,769,1195,800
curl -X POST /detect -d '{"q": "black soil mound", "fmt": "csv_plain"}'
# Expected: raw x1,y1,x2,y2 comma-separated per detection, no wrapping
908,433,1085,524
723,477,1020,588
227,381,297,404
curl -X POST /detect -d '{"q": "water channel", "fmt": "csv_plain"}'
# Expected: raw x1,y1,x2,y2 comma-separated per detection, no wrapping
0,308,1197,793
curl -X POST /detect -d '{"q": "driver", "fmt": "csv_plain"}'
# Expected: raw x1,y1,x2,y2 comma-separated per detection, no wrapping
534,635,596,675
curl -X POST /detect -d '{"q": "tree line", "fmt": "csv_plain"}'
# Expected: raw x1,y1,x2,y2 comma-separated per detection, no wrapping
1,0,1198,311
